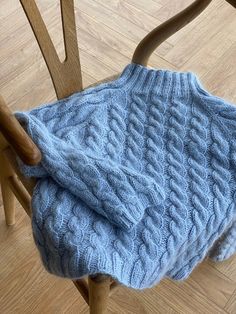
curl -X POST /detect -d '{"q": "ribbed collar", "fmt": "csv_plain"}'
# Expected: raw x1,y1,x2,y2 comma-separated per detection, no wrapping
112,62,209,99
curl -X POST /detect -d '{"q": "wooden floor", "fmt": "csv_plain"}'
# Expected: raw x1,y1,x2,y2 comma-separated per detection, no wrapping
1,0,236,313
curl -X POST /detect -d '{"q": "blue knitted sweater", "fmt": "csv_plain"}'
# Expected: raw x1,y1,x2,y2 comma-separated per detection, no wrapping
15,63,236,289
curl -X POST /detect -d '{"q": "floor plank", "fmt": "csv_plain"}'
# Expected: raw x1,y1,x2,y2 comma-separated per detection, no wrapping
225,289,236,314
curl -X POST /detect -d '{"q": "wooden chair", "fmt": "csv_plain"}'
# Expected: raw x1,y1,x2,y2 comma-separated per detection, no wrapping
0,0,235,313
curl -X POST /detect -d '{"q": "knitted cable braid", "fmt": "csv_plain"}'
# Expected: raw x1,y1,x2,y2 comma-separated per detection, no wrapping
15,63,236,289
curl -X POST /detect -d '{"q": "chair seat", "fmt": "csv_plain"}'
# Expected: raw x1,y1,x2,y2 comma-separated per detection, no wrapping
86,74,120,89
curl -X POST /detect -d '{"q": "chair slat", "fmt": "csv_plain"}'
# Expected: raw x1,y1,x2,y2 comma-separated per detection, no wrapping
20,0,83,99
3,147,36,196
61,0,80,60
0,150,16,225
8,176,31,217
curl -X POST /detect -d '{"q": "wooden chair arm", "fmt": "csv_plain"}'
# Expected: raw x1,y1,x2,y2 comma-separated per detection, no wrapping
132,0,236,66
0,95,41,166
226,0,236,8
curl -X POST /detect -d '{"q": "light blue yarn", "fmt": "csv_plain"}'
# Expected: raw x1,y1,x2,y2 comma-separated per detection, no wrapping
15,63,236,289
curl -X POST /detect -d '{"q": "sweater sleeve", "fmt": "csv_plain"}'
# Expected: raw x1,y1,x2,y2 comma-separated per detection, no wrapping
15,111,165,231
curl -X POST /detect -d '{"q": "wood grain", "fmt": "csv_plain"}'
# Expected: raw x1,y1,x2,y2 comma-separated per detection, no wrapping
0,96,41,165
0,0,236,313
225,289,236,313
132,0,216,66
20,0,83,99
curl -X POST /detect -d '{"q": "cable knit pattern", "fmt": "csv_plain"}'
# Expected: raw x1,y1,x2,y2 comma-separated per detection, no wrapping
124,91,146,171
167,95,188,237
15,63,236,289
105,90,126,162
210,123,231,226
189,103,209,232
168,100,211,274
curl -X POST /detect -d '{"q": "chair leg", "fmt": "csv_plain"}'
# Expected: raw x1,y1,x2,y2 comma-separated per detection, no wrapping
88,275,111,314
0,177,16,225
0,151,15,225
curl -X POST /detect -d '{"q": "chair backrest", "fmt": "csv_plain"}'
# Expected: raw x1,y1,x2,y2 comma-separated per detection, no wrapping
18,0,236,95
20,0,83,100
0,0,236,166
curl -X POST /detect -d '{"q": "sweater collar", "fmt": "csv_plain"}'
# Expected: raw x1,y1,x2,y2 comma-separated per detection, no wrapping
113,62,208,99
